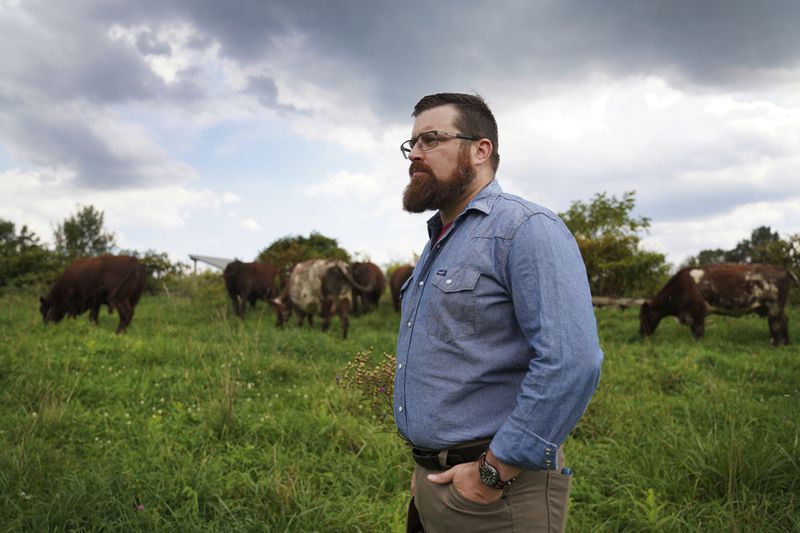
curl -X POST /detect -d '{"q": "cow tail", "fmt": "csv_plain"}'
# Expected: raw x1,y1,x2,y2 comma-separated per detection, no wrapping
336,264,372,294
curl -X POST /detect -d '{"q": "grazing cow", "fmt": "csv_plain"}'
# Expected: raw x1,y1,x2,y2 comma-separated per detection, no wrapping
389,265,414,312
640,263,799,346
40,255,146,334
281,259,371,339
223,260,284,324
351,261,385,314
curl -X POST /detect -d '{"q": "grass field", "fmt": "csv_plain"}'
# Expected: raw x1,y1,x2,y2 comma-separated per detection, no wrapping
1,276,798,532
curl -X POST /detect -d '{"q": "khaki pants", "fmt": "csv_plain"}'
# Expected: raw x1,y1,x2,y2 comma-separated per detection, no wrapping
411,449,571,533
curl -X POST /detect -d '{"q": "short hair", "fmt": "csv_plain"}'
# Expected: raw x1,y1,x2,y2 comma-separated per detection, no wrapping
412,93,499,172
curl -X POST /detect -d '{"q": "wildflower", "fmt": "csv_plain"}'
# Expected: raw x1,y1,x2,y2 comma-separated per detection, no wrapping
136,503,145,512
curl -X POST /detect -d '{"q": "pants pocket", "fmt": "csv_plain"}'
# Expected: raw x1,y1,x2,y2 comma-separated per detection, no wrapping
546,470,572,532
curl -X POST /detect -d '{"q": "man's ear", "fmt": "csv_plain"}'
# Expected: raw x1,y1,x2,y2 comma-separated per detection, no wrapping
472,138,493,166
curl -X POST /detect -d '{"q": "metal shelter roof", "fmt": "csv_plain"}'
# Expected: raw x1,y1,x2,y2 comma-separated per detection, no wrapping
188,254,236,271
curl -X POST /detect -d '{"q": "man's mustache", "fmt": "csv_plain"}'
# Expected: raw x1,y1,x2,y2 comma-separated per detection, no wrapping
409,163,433,178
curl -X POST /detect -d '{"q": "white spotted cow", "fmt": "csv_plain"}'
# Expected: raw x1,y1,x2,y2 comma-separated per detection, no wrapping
279,259,372,339
640,263,799,346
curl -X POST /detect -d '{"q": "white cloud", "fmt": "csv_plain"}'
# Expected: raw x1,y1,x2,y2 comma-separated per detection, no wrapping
304,170,383,202
642,196,800,267
240,217,260,231
0,166,240,246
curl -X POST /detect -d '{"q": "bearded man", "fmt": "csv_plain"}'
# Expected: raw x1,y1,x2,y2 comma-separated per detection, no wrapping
394,93,603,533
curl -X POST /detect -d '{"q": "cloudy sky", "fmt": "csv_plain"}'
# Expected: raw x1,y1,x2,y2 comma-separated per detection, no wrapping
2,0,799,270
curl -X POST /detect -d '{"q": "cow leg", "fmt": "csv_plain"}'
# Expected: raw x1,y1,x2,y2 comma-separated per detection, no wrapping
233,295,244,317
339,301,350,339
116,300,133,334
270,300,285,329
689,313,705,339
783,313,791,345
89,302,101,324
768,313,789,346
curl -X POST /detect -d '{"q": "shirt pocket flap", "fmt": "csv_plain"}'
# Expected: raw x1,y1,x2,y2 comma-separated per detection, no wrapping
431,268,480,293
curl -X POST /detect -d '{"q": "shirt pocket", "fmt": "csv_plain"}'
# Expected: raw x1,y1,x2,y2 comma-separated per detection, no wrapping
426,267,480,343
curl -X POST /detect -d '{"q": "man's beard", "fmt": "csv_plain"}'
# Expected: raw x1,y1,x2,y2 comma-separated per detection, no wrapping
402,146,476,213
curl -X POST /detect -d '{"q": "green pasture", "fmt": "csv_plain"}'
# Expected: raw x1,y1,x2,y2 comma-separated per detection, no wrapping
0,277,798,532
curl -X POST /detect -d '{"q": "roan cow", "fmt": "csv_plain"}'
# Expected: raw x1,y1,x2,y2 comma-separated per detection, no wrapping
640,263,799,346
351,261,385,314
389,264,414,312
40,254,146,334
280,259,371,339
223,260,283,324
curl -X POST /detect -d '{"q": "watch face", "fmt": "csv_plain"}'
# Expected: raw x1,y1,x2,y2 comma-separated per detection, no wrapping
479,462,500,486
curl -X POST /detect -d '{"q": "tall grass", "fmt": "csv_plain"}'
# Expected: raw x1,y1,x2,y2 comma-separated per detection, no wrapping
0,279,798,531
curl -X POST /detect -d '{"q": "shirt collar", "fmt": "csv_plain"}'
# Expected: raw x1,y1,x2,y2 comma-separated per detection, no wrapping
426,179,502,239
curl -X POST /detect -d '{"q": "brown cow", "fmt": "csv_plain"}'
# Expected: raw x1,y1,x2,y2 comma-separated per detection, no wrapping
280,259,371,339
223,260,284,324
40,255,146,334
389,264,414,312
640,263,799,346
351,261,385,314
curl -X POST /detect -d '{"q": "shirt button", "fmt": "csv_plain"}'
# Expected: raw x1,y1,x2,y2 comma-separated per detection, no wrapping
398,406,403,412
407,321,412,327
398,363,403,369
418,281,424,286
445,279,452,285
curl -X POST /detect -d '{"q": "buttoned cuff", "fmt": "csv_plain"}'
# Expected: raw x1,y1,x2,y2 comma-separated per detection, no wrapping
489,418,559,471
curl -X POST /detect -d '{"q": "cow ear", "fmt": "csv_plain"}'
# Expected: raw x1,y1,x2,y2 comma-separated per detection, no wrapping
40,296,47,305
641,301,650,312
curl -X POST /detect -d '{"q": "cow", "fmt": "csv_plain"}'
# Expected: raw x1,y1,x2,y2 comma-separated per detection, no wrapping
280,259,371,339
351,261,385,314
640,263,800,346
39,255,146,334
389,264,414,312
223,260,284,325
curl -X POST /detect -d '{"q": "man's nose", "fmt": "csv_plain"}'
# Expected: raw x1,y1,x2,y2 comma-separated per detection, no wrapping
409,142,424,161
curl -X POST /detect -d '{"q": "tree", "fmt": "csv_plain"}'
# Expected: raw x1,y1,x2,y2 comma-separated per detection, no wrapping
0,219,60,287
117,248,189,293
559,191,669,297
686,226,794,267
726,226,781,263
54,205,116,258
257,231,351,278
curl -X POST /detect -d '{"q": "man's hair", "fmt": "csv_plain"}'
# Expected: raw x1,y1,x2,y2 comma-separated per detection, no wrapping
412,93,499,173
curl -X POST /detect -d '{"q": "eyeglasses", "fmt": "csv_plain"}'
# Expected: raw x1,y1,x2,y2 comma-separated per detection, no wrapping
400,130,479,159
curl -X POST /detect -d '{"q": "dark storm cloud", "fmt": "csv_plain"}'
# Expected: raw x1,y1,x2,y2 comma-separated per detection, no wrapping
0,97,190,189
246,75,280,107
8,0,800,111
1,0,799,191
136,31,172,56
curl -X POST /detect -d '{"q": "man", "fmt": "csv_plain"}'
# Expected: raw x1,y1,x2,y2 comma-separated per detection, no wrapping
394,93,603,533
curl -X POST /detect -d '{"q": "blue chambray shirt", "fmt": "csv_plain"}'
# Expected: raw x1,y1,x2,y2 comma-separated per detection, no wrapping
394,179,603,471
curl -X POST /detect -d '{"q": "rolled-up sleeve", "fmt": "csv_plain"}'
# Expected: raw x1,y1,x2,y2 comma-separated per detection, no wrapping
490,213,603,470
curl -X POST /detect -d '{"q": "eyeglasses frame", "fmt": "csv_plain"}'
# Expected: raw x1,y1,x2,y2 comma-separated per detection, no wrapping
400,130,480,159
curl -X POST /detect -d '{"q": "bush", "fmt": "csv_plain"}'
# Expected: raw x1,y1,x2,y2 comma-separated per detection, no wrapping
560,191,670,297
257,232,350,278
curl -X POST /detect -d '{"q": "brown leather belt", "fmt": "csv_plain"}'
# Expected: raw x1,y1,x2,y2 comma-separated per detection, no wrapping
410,440,491,471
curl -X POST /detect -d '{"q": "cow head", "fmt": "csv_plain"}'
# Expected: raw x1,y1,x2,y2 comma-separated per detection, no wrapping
39,296,65,323
639,301,661,337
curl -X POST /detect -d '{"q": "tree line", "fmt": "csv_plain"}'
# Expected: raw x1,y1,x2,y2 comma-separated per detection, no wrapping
3,196,798,298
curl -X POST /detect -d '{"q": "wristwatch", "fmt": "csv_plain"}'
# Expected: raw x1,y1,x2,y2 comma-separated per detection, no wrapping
478,452,514,490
